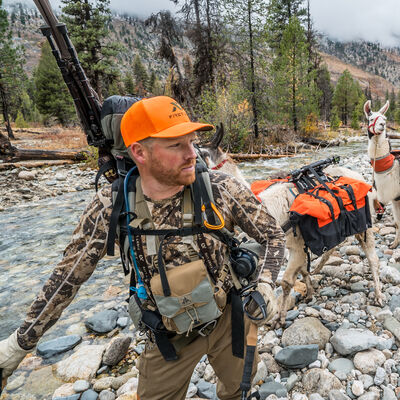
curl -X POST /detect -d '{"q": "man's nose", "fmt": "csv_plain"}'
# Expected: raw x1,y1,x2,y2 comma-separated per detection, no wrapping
185,143,197,160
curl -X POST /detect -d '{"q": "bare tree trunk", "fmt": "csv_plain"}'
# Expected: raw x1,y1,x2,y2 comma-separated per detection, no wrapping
0,130,16,156
0,72,15,140
247,0,258,139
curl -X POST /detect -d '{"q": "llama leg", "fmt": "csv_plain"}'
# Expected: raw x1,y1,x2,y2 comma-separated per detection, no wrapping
390,200,400,249
356,230,383,306
276,248,306,326
312,248,335,275
300,264,314,302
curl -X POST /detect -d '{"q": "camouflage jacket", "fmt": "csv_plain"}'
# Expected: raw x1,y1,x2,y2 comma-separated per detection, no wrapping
18,171,285,349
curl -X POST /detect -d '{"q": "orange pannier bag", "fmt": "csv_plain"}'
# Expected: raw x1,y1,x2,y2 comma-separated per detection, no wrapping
289,176,372,256
251,179,289,201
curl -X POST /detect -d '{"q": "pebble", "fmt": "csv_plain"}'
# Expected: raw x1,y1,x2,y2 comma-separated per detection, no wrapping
353,348,386,374
98,391,116,400
351,380,364,396
328,358,354,375
102,335,132,366
81,389,99,400
330,328,379,355
374,366,386,385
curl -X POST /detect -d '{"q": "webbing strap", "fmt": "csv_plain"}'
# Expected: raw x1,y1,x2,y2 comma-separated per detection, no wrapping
231,291,244,359
107,176,126,257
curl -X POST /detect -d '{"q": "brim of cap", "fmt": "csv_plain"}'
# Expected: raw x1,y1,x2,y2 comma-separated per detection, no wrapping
150,121,214,138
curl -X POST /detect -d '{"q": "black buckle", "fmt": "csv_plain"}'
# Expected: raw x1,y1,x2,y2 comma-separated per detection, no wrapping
197,319,217,336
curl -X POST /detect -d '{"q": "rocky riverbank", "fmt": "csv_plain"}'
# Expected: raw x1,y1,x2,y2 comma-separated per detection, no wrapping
2,140,400,399
3,207,400,400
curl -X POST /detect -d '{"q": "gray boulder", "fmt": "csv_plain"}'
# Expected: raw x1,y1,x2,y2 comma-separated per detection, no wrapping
37,335,82,358
85,310,119,334
330,328,379,355
275,344,318,369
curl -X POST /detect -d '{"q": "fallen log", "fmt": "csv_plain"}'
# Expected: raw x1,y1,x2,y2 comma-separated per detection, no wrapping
228,153,295,161
388,132,400,140
0,159,76,170
1,148,89,162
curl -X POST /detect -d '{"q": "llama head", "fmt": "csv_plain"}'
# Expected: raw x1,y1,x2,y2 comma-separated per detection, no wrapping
364,100,389,137
197,123,226,168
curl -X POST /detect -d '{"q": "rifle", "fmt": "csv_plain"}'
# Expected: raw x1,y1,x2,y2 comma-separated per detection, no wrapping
289,155,340,193
33,0,118,181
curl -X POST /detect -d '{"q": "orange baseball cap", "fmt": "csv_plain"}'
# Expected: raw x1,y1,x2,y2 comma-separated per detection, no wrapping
120,96,214,147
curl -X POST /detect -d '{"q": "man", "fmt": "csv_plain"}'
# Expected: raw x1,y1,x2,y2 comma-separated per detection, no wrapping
0,96,285,399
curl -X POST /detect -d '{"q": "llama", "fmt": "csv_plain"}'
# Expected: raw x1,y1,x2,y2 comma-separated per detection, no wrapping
199,129,383,325
365,100,400,249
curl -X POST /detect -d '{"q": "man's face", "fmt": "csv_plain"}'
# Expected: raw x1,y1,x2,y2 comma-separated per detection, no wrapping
142,132,198,187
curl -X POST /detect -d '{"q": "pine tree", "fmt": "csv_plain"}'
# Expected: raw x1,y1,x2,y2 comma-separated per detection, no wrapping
133,55,149,94
330,107,341,130
331,70,360,126
223,0,268,138
34,41,76,125
270,17,320,132
0,0,26,139
61,0,121,96
123,73,135,95
266,0,306,53
316,65,333,121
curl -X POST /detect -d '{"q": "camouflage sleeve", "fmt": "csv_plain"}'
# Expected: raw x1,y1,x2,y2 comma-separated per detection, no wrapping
211,172,285,282
17,187,113,349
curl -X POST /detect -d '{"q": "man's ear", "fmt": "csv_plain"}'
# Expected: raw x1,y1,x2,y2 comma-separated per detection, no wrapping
129,142,147,165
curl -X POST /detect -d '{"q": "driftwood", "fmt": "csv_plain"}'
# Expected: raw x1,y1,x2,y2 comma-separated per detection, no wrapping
300,136,340,147
388,132,400,140
0,159,75,170
1,148,89,162
229,153,295,161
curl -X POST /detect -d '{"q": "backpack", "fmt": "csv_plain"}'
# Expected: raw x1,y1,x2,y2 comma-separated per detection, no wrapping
289,176,372,256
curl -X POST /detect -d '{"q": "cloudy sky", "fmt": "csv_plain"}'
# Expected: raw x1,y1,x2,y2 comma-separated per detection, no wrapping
6,0,400,47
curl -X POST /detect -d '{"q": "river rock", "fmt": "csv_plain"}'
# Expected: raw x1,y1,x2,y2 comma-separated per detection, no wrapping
389,295,400,311
259,381,287,399
259,353,281,373
341,292,367,305
252,360,268,384
111,371,138,390
37,335,82,358
196,379,217,400
281,317,331,349
358,393,379,400
18,170,36,181
330,328,379,355
380,265,400,285
275,344,318,368
320,287,337,297
116,378,138,396
326,256,344,266
81,389,99,400
374,366,386,385
359,374,374,389
328,358,354,375
380,227,396,235
85,310,119,333
73,380,90,393
345,246,361,256
382,386,397,400
353,348,386,374
321,264,350,279
5,374,25,391
302,369,342,396
351,380,364,396
99,391,116,400
383,316,400,341
102,335,132,366
93,377,114,391
56,344,105,381
52,383,76,398
309,394,325,400
328,390,351,400
319,308,337,322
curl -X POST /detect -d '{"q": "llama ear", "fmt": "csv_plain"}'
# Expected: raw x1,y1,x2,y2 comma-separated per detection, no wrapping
364,100,372,118
210,123,224,149
378,100,390,116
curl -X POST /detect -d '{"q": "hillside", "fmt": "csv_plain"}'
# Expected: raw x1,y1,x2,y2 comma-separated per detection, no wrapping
4,2,400,98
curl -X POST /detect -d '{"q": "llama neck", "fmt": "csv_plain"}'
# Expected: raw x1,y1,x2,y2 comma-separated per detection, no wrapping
368,133,390,160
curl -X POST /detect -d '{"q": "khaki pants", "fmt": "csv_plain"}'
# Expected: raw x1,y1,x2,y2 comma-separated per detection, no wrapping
137,304,258,400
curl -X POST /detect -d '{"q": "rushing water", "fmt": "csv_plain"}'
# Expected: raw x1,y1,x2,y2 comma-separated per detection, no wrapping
0,138,376,342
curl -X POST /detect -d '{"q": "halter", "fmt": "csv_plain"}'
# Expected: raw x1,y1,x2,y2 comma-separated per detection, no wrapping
368,115,384,135
211,158,229,170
